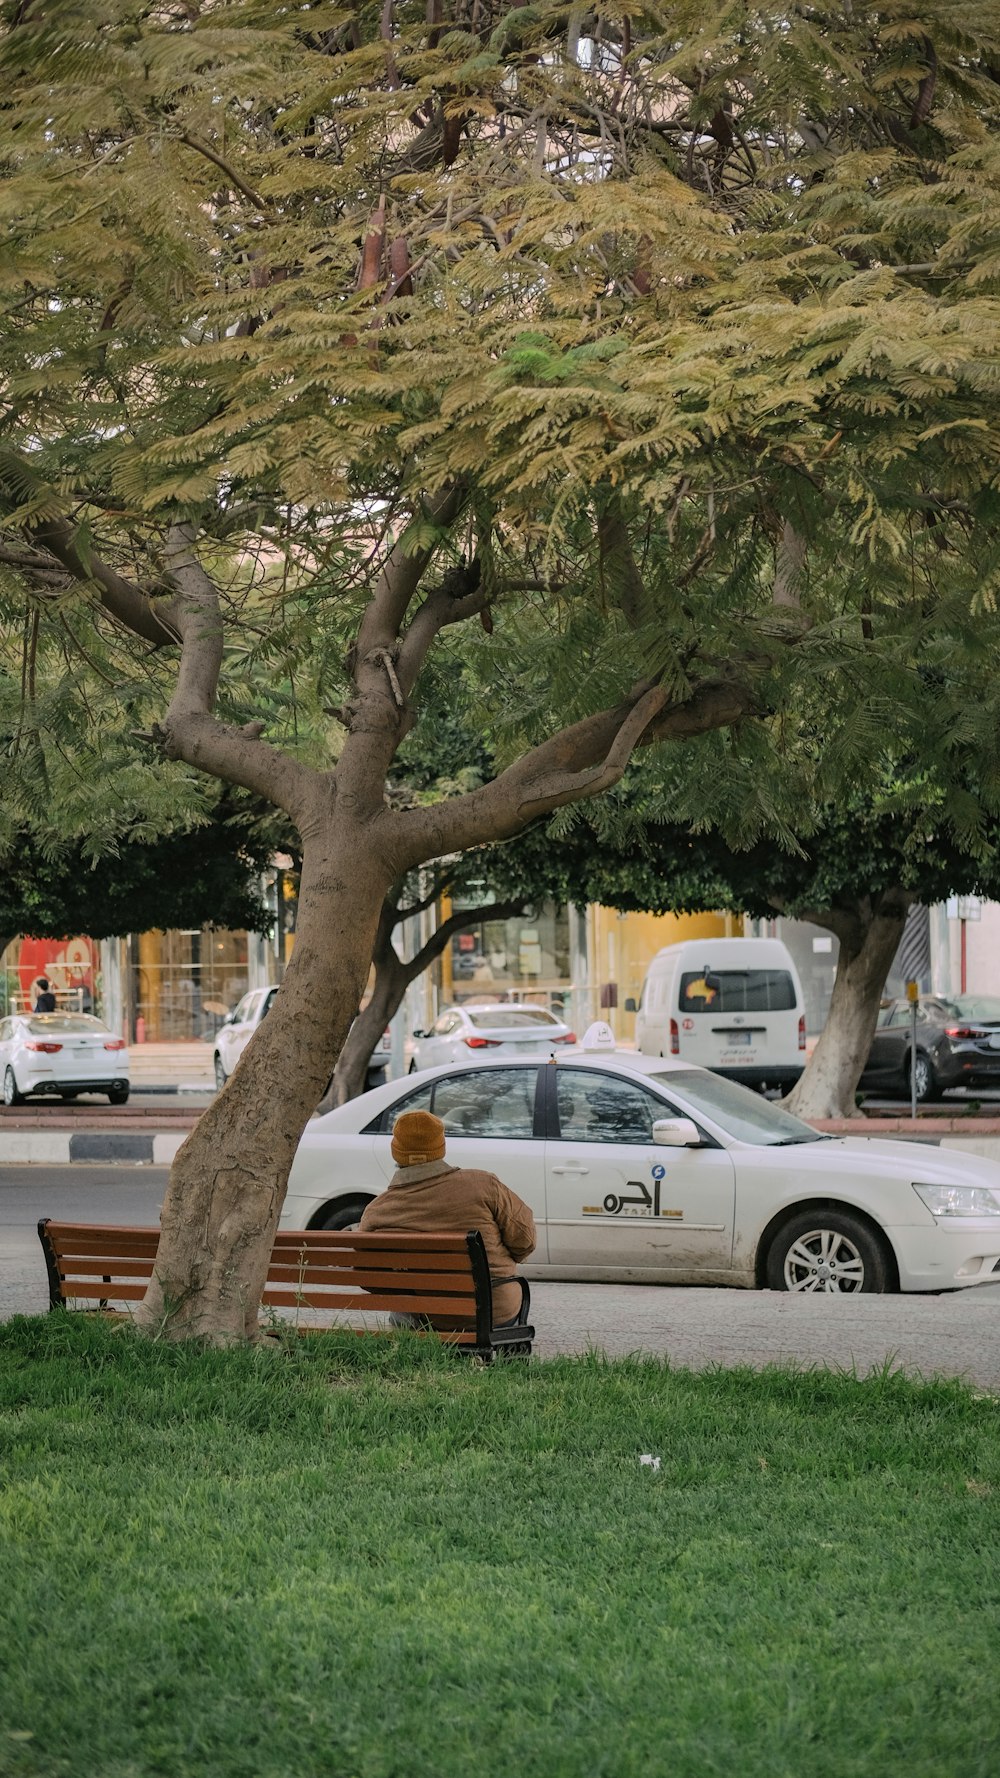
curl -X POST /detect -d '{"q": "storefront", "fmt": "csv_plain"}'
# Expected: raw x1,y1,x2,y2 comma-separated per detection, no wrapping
1,926,274,1043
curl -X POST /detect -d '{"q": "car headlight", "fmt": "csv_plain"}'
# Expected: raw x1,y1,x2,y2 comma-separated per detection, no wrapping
912,1181,1000,1218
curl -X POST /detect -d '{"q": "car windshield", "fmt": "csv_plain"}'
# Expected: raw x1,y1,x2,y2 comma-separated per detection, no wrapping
651,1069,825,1146
466,1008,560,1030
24,1015,108,1035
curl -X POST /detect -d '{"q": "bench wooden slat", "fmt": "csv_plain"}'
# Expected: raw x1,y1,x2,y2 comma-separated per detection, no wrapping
275,1244,474,1270
56,1281,149,1302
47,1234,161,1258
264,1264,476,1293
260,1288,480,1315
273,1230,472,1253
47,1257,158,1279
37,1218,533,1360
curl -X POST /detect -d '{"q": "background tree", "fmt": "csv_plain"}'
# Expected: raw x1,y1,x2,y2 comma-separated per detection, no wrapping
2,1,999,1338
557,757,1000,1118
0,802,274,975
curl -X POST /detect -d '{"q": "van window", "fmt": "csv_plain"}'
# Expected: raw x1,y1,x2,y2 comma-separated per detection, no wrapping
679,970,797,1014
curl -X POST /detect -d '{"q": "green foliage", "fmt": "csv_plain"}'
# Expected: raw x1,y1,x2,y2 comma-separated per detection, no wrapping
0,804,275,949
2,0,1000,788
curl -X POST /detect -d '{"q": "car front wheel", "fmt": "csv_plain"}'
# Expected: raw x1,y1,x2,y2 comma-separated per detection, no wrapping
766,1210,890,1294
316,1197,372,1233
909,1051,937,1103
3,1066,24,1107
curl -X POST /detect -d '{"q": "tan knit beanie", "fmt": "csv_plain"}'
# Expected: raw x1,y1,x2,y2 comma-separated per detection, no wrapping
391,1109,446,1166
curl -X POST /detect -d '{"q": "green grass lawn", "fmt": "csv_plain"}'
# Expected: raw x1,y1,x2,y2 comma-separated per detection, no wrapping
1,1316,998,1778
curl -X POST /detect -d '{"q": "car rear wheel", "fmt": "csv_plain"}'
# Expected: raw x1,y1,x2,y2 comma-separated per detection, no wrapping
107,1086,130,1105
909,1051,937,1103
3,1066,24,1107
214,1054,227,1091
316,1197,371,1233
766,1210,890,1294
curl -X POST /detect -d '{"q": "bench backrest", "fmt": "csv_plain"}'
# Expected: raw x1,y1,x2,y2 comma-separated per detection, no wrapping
37,1220,500,1346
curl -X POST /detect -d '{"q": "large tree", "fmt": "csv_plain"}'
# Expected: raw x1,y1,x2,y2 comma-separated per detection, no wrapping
2,1,999,1339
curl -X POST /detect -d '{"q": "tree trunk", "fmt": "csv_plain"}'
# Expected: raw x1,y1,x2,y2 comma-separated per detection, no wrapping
321,893,528,1108
134,826,389,1344
783,904,908,1121
329,954,408,1105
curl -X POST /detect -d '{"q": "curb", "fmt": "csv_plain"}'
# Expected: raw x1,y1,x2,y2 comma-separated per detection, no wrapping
0,1131,187,1165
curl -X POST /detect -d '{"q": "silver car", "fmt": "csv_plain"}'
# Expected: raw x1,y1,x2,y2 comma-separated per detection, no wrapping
409,1002,575,1070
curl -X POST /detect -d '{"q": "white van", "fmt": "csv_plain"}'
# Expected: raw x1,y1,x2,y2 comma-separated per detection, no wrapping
627,937,806,1090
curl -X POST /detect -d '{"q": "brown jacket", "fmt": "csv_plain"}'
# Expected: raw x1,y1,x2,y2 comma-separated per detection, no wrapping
359,1159,536,1325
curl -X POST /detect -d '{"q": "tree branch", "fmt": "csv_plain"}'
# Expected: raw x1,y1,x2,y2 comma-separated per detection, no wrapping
354,482,468,664
179,132,270,215
387,676,754,870
0,454,180,645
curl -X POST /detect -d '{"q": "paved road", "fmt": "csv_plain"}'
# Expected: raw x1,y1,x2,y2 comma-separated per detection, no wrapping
4,1165,999,1387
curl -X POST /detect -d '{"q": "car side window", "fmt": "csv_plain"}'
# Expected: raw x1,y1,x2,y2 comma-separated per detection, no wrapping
260,989,278,1020
0,1020,9,1042
365,1069,539,1139
555,1070,662,1144
887,1007,912,1028
432,1012,457,1036
363,1082,436,1134
431,1068,538,1138
230,992,256,1024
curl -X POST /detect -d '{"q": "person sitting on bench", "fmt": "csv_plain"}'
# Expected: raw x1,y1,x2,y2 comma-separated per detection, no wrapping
359,1109,535,1329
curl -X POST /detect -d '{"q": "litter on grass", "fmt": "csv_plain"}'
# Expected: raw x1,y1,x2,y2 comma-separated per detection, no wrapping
639,1454,661,1471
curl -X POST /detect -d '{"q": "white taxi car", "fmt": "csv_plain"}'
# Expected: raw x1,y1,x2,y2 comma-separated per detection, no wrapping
0,1013,130,1104
280,1024,1000,1293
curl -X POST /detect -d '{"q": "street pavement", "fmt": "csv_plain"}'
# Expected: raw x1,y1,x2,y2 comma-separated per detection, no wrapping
4,1164,999,1388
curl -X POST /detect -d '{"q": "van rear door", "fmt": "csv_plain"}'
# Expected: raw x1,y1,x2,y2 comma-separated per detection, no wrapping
676,967,799,1072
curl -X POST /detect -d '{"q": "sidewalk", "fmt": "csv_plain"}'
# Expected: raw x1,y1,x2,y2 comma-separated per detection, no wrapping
127,1041,216,1092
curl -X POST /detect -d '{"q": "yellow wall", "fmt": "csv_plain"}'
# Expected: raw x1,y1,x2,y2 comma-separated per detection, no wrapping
587,906,744,1041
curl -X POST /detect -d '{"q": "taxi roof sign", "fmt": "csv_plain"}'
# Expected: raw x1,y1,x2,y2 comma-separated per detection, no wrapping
580,1020,618,1052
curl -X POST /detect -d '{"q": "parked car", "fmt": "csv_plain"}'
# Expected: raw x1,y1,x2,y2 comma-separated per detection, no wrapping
279,1022,1000,1293
212,987,391,1092
0,1012,130,1104
860,995,1000,1102
409,1003,575,1070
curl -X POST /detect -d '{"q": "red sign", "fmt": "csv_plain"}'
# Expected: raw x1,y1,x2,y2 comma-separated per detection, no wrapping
18,936,96,1010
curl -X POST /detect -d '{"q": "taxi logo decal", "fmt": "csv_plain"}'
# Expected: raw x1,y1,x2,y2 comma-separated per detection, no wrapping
579,1178,684,1219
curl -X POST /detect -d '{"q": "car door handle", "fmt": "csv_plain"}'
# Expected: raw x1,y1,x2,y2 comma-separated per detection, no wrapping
551,1164,589,1176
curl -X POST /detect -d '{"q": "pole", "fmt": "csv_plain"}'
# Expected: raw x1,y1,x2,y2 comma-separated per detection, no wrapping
960,917,967,993
906,979,919,1121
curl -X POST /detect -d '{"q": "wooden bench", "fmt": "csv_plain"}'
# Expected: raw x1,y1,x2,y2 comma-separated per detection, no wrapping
37,1220,534,1361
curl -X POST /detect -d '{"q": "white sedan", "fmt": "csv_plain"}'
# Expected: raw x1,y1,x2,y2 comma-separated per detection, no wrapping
212,986,391,1093
409,1002,575,1070
0,1013,130,1104
280,1023,1000,1293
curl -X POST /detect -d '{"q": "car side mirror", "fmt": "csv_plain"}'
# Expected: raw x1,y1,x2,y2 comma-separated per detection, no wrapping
624,997,637,1013
652,1117,701,1148
412,1029,426,1040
